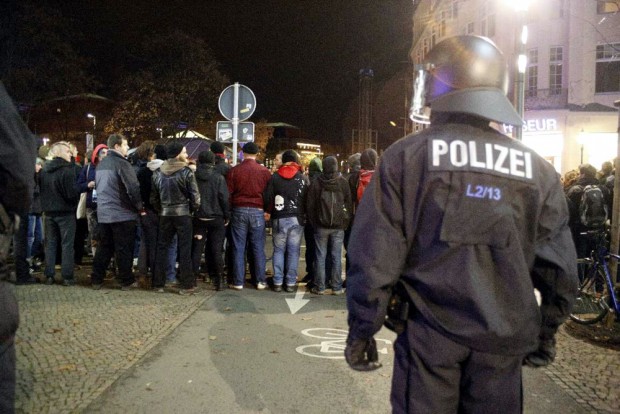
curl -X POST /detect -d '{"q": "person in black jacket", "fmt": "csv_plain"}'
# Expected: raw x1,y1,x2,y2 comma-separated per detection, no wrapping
345,36,577,413
151,141,200,294
264,150,309,292
134,141,157,281
40,141,80,285
306,156,352,295
0,81,36,413
191,151,229,290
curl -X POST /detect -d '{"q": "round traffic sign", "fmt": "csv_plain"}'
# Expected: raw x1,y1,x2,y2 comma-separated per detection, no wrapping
218,84,256,121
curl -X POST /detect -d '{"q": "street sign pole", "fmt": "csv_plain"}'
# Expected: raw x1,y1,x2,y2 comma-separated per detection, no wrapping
218,82,256,166
232,83,239,166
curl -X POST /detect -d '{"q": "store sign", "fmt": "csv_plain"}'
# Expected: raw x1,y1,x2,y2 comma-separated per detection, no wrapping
503,118,559,134
523,119,558,132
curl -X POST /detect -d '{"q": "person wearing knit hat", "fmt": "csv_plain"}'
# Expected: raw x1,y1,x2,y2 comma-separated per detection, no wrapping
151,141,201,295
165,140,184,159
241,142,259,155
210,141,231,177
263,149,309,292
226,139,272,290
191,150,229,290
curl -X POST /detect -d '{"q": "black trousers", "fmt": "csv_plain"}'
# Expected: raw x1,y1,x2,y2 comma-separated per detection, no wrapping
12,212,30,281
91,220,137,286
391,314,524,414
191,218,226,283
154,216,193,289
0,280,18,414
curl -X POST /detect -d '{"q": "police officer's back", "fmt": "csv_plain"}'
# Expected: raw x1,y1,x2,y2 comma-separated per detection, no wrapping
345,36,577,413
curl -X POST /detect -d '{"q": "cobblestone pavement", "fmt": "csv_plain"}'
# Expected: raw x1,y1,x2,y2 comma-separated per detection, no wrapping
545,326,620,413
11,256,620,413
13,273,212,414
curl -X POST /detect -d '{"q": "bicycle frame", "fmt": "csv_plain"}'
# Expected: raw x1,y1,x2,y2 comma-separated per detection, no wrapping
570,230,620,324
595,245,620,317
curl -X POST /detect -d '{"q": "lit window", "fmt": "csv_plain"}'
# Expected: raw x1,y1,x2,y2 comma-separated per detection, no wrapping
549,46,563,95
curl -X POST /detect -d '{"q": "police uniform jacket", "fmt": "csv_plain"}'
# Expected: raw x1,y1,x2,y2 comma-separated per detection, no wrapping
346,118,578,356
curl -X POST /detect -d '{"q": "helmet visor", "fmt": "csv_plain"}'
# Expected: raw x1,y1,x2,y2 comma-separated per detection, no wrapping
409,64,432,125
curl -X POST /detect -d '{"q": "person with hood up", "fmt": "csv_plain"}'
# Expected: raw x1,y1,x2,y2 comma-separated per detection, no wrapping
263,150,309,292
192,151,229,291
40,142,80,285
76,143,108,257
302,157,323,286
306,155,352,295
151,140,200,295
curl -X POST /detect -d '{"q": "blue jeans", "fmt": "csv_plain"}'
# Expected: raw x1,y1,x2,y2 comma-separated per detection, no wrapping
27,215,43,259
231,207,266,286
44,214,76,280
272,217,304,286
314,227,344,291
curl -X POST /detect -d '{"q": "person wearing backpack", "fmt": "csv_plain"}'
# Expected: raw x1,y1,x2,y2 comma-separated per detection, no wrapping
565,164,610,256
306,156,352,295
345,148,378,273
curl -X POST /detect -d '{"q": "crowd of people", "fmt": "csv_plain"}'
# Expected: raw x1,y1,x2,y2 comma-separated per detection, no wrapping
11,133,379,296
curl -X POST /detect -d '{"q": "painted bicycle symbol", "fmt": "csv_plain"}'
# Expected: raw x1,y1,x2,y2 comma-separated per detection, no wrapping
295,328,392,359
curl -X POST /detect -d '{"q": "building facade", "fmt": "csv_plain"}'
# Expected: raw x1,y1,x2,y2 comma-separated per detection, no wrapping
410,0,620,174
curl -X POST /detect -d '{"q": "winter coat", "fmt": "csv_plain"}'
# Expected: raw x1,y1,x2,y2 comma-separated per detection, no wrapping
40,157,80,215
151,159,200,216
264,162,309,223
194,163,229,220
94,150,143,223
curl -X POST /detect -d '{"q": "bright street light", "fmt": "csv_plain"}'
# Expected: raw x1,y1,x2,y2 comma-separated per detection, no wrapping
87,113,96,127
156,127,163,140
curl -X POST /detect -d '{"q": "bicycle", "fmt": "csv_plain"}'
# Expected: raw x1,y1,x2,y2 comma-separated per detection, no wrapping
569,230,620,324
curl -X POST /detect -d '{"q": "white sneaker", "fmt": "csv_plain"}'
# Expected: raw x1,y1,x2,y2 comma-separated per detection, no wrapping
257,282,267,290
231,285,243,290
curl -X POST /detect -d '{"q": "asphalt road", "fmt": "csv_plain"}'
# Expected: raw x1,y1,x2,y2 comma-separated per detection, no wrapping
85,287,589,414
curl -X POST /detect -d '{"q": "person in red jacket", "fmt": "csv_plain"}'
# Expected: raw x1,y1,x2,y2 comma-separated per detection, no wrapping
226,142,272,290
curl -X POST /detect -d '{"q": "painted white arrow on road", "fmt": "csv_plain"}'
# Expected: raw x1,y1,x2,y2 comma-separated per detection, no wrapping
286,286,310,314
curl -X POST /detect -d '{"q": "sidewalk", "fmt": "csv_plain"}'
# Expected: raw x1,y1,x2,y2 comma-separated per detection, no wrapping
10,239,620,413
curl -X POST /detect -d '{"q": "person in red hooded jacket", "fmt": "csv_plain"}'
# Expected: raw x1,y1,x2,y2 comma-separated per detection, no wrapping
263,150,309,292
76,144,108,256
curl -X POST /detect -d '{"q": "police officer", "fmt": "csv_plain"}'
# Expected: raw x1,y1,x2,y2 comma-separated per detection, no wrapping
345,36,578,413
0,81,37,413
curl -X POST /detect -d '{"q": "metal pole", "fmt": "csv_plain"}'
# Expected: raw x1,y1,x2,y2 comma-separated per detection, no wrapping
515,14,527,141
232,82,239,166
611,100,620,284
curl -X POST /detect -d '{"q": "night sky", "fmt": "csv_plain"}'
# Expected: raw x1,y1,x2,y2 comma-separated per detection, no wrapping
56,0,413,142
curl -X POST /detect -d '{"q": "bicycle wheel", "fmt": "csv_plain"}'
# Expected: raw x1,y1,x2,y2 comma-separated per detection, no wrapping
570,264,608,324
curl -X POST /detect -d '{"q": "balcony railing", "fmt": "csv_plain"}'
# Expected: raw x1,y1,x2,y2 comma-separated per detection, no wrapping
524,88,568,110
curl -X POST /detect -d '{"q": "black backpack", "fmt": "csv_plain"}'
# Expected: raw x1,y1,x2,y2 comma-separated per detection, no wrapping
579,185,608,228
317,183,350,228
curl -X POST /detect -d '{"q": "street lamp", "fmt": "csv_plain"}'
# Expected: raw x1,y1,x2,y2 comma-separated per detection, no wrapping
511,1,530,141
156,127,163,140
86,113,96,152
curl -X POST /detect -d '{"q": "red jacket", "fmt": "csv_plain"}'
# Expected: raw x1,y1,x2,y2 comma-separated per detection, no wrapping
226,158,271,209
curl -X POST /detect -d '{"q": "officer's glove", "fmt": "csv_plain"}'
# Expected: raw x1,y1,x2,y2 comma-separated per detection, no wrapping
523,337,556,368
345,337,382,372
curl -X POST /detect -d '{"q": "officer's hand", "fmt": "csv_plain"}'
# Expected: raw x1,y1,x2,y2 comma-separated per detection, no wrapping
523,337,556,368
345,337,382,372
